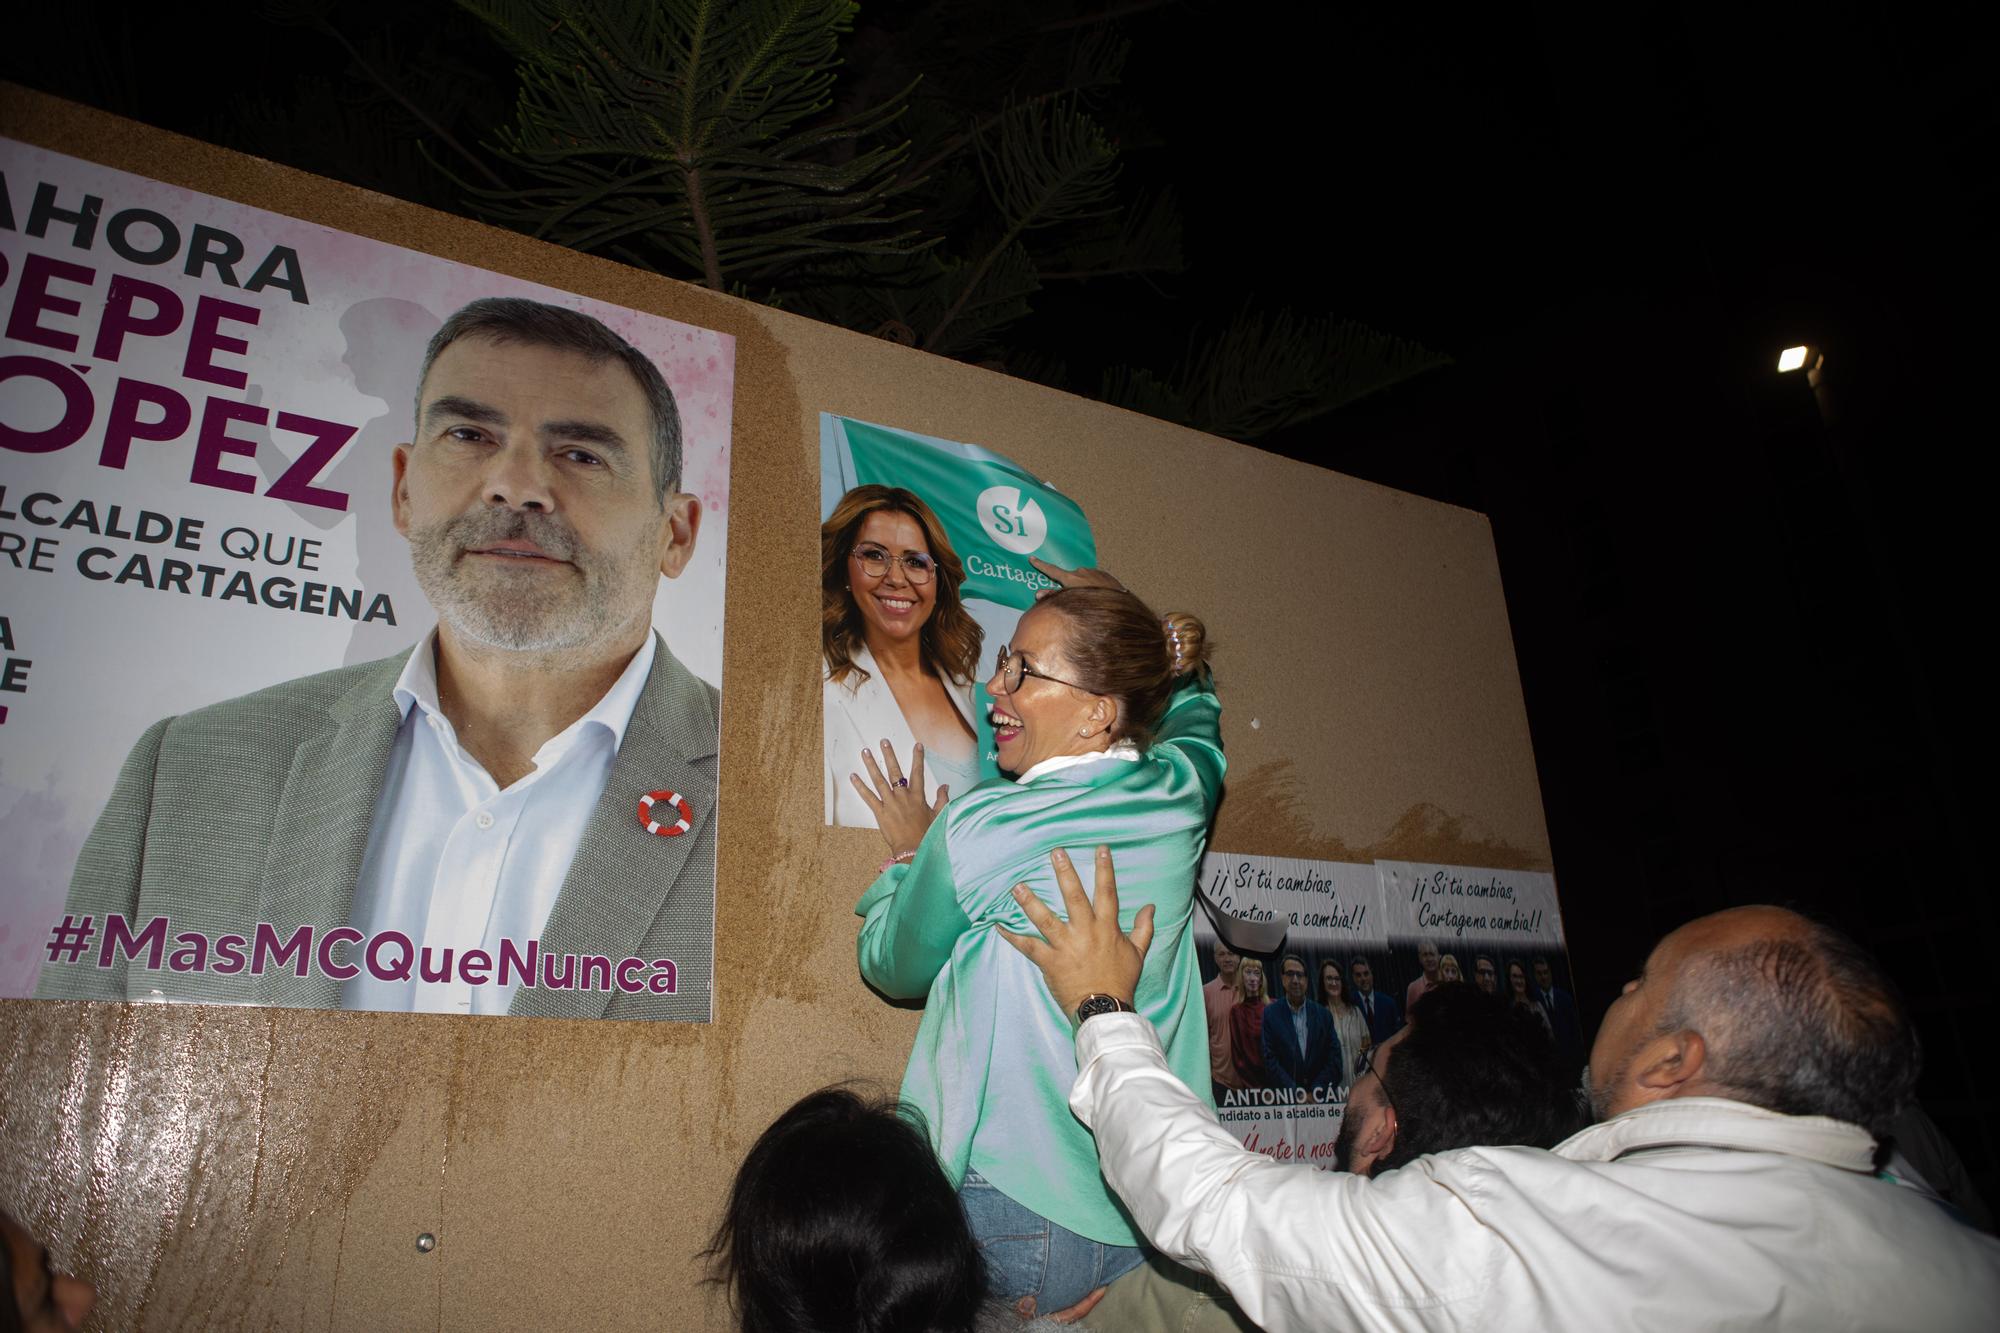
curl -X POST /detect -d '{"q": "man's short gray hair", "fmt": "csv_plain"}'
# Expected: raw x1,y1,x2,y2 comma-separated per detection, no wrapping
1663,918,1920,1137
417,297,684,503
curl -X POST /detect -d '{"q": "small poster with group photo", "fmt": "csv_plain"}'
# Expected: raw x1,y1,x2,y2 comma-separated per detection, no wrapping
1192,851,1388,1169
1375,860,1583,1079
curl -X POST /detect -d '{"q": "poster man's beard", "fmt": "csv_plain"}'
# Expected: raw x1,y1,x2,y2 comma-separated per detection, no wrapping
408,509,624,654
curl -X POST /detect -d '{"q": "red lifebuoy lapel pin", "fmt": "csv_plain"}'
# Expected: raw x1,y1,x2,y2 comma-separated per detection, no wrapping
638,789,695,837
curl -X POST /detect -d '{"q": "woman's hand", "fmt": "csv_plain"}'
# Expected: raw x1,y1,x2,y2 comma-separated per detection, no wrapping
1028,556,1125,599
851,739,948,858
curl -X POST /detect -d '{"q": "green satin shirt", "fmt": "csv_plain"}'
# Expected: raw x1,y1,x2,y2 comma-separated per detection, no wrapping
856,679,1225,1244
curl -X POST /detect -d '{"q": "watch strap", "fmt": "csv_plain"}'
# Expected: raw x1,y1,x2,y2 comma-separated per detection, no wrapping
1073,993,1137,1025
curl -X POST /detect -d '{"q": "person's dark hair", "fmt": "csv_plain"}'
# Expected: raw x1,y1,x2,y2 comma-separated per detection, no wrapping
1036,589,1210,748
1661,917,1920,1137
821,486,983,687
704,1087,986,1333
1378,983,1586,1172
0,1226,17,1333
417,296,685,502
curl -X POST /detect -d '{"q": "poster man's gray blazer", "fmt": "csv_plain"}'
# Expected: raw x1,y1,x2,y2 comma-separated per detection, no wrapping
36,636,717,1021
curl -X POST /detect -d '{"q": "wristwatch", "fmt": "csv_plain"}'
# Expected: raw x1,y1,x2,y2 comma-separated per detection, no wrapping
1073,993,1137,1025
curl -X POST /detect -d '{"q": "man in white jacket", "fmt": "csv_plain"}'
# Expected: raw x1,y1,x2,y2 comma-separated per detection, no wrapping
1001,848,2000,1333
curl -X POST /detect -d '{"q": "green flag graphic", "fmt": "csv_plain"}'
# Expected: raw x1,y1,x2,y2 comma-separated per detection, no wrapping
839,420,1097,609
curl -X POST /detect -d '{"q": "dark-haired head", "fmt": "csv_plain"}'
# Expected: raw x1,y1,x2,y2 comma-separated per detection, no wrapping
1031,589,1210,748
1375,983,1586,1173
705,1087,986,1333
2,1208,95,1333
418,296,683,503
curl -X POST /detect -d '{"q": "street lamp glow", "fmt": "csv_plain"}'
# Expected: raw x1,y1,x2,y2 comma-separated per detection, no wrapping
1777,346,1809,372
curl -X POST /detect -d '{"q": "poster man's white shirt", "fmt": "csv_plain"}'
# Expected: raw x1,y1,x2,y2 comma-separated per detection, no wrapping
341,634,656,1014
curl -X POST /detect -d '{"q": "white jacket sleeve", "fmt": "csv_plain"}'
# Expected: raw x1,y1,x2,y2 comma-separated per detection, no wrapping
1069,1014,1501,1333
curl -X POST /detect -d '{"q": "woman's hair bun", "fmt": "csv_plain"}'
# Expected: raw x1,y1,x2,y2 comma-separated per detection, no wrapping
1162,611,1212,679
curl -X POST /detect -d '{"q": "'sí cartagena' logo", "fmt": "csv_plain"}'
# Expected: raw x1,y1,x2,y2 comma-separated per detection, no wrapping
976,485,1048,555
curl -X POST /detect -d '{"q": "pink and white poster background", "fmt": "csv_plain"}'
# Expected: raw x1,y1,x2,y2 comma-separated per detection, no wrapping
0,141,735,998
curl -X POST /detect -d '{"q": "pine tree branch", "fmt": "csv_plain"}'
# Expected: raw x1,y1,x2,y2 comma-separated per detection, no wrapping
711,0,815,146
1037,0,1178,33
924,229,1019,352
313,16,508,190
680,0,712,150
927,100,1116,349
684,164,726,290
896,87,1061,189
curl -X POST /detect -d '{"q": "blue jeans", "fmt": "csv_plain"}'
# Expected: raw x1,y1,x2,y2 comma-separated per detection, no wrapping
959,1170,1144,1311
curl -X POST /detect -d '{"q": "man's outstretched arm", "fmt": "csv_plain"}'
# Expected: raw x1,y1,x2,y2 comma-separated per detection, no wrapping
1000,848,1491,1333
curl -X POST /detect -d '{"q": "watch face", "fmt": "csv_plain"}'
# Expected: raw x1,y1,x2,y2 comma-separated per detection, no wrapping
1075,994,1128,1023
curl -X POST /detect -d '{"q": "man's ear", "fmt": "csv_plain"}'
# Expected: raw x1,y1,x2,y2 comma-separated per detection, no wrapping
657,493,701,578
391,444,413,538
1364,1103,1399,1161
1631,1029,1708,1102
1350,1101,1399,1177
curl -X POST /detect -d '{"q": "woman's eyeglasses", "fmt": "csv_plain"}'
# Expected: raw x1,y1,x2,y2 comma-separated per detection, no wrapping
851,544,937,584
992,647,1090,695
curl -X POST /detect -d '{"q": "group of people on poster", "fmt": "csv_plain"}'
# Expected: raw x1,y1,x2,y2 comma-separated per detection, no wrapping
1399,937,1586,1073
1199,938,1584,1106
1203,942,1372,1104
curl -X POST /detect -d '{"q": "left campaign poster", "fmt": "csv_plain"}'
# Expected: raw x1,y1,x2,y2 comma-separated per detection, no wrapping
0,142,735,1022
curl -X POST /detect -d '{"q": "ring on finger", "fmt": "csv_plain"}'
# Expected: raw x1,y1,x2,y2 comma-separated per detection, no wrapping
893,777,910,788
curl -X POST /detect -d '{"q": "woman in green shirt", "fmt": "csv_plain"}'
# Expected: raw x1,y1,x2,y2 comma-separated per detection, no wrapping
850,565,1221,1312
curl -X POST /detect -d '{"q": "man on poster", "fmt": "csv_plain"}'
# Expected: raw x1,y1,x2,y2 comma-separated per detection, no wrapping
38,297,719,1022
1473,955,1499,994
1403,938,1442,1014
1202,937,1248,1104
1533,956,1585,1072
1261,954,1339,1098
1348,955,1401,1045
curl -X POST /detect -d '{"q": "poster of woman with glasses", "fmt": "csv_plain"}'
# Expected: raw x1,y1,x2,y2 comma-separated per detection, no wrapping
818,414,1098,828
